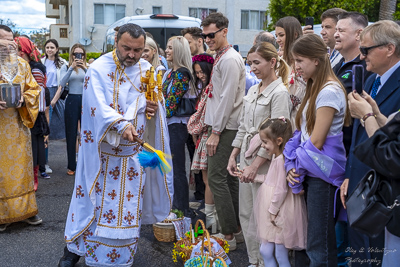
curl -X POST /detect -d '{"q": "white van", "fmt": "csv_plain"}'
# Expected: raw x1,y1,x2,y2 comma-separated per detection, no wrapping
103,14,202,52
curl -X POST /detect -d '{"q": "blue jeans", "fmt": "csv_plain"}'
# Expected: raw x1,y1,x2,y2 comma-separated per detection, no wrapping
304,176,339,267
336,221,350,266
168,123,189,212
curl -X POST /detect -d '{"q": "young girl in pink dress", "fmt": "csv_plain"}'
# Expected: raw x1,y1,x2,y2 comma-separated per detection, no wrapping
253,117,307,267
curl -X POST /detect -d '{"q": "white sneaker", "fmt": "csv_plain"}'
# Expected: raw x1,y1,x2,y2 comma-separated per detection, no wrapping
45,164,53,174
234,230,245,243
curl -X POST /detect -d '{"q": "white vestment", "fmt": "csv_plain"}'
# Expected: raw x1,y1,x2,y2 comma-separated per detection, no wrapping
64,52,173,267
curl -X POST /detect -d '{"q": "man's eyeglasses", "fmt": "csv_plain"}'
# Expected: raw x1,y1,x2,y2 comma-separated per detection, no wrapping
201,28,225,39
359,43,388,56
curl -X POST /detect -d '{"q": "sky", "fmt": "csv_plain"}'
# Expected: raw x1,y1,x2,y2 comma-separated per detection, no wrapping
0,0,56,33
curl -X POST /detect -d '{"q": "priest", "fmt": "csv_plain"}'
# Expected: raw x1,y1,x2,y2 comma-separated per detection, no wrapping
58,23,173,267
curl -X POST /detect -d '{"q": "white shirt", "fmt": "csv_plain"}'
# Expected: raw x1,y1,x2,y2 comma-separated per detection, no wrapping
44,59,58,87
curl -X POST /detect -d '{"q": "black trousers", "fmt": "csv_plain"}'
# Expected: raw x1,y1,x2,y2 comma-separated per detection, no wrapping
64,94,82,171
169,122,189,212
186,134,205,199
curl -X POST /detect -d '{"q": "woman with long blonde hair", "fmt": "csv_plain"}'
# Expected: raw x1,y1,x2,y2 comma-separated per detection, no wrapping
285,34,351,266
163,36,196,215
141,37,166,76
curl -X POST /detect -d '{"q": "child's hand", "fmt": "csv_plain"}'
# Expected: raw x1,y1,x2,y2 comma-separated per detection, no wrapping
241,165,257,183
270,213,277,226
286,168,300,185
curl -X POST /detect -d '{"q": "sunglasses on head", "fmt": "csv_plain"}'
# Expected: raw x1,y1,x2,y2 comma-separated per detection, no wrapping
359,43,387,56
200,28,225,39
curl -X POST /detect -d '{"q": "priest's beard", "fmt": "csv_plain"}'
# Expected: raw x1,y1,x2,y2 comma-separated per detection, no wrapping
116,48,139,67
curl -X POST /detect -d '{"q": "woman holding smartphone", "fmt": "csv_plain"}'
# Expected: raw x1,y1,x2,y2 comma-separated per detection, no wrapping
59,44,88,176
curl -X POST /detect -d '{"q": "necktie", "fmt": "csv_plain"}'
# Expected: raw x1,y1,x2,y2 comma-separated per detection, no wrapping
370,76,381,99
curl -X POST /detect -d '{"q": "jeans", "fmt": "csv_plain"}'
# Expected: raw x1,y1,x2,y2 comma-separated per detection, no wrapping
168,123,189,212
65,94,82,171
304,176,339,267
336,221,350,266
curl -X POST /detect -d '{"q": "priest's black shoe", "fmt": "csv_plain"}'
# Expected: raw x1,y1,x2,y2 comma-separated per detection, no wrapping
58,246,80,267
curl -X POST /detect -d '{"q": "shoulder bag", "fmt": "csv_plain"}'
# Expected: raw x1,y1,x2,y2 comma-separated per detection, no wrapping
59,85,69,100
346,169,400,238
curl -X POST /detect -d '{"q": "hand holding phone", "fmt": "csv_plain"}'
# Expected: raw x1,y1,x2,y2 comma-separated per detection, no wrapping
305,17,314,30
352,65,365,95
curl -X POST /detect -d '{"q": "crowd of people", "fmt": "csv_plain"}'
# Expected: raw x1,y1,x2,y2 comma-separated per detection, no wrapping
1,8,400,267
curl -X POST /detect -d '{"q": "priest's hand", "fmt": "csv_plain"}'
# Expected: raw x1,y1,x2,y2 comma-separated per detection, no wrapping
122,124,138,142
15,95,24,108
0,100,7,110
146,100,158,117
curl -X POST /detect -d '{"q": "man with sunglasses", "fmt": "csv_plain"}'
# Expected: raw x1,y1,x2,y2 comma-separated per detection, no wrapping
201,12,245,251
340,20,400,267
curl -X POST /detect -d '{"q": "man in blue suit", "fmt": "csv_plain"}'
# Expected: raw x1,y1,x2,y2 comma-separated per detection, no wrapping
341,20,400,266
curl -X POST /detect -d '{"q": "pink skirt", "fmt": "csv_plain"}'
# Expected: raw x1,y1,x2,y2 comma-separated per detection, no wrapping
254,184,307,250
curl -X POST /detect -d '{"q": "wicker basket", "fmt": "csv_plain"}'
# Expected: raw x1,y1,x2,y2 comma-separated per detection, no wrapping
153,217,183,242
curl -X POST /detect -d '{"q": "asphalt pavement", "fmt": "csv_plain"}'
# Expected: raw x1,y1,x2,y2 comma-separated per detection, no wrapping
0,139,249,267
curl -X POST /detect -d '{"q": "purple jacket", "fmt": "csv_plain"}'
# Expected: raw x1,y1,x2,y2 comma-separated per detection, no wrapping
283,130,347,193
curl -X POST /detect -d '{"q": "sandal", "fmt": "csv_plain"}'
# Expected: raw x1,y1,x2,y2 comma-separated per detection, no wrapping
67,170,75,176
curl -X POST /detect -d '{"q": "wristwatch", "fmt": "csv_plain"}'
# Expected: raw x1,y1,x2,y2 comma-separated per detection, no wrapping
360,112,376,127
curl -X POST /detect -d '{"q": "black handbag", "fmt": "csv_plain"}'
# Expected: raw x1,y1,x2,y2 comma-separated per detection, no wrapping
59,86,69,100
175,98,196,117
346,169,399,238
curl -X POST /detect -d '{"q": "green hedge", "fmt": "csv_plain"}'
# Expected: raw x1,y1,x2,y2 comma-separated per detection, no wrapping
59,52,102,62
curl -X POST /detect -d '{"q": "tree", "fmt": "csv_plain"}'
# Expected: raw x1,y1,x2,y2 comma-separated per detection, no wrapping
379,0,397,20
0,18,16,28
0,17,23,36
30,28,50,51
266,0,381,30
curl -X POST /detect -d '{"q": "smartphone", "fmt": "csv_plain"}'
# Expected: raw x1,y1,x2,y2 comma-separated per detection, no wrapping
305,17,314,30
352,65,364,95
75,53,82,59
233,45,239,52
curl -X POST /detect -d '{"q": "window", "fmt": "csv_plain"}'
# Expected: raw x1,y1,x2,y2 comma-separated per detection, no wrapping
60,28,68,38
94,4,125,25
189,8,217,20
241,10,266,30
153,6,162,15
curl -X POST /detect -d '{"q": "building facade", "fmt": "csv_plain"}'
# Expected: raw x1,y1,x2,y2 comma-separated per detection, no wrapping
46,0,270,56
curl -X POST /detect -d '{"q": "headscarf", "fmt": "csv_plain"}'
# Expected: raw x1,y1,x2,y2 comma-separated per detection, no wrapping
14,36,41,62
